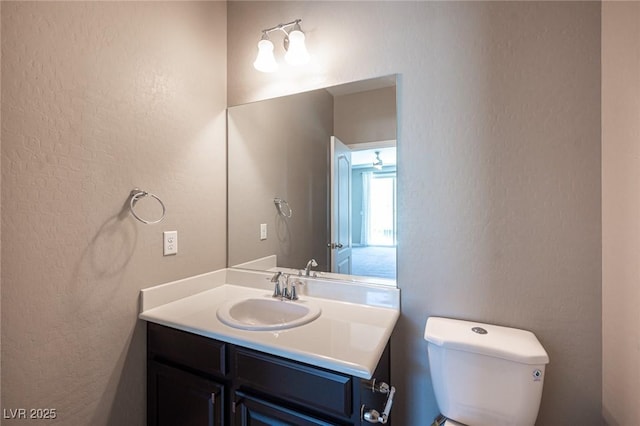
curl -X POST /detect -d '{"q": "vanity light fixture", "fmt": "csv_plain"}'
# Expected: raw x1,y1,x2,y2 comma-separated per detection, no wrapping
373,151,384,170
253,19,310,72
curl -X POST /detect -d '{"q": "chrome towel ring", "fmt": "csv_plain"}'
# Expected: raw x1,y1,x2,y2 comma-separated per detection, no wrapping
274,198,292,218
129,188,166,224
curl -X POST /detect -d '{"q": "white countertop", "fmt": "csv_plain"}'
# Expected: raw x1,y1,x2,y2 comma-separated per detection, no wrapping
139,268,400,379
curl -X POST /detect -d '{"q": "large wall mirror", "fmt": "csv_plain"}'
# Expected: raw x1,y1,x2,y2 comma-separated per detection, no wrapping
227,75,397,286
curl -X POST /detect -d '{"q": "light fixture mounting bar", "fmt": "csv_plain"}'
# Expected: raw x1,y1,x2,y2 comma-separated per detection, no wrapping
261,19,302,36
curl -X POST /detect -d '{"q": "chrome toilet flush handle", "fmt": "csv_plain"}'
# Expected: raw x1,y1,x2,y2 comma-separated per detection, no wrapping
361,380,396,424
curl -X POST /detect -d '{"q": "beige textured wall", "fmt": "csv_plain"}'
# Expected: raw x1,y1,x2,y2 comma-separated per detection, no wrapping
0,1,3,414
1,2,227,425
334,86,397,144
229,2,602,424
602,2,640,425
228,89,332,271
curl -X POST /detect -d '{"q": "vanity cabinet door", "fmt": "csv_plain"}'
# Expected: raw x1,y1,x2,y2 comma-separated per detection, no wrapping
148,360,224,426
233,392,340,426
233,347,352,421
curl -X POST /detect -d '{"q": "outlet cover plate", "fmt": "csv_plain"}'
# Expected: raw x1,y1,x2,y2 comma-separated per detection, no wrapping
163,231,178,256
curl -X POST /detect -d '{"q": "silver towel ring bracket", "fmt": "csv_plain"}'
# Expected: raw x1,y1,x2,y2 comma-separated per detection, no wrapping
274,198,292,218
129,188,166,224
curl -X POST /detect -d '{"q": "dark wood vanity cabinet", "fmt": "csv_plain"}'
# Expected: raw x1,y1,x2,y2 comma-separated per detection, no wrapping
147,323,391,426
147,323,229,426
148,361,224,426
233,392,338,426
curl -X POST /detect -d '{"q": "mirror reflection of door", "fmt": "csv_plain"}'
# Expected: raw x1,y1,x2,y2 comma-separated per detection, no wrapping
349,144,397,279
330,136,353,274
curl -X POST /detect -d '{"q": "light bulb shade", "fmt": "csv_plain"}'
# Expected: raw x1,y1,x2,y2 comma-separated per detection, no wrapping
284,29,310,66
254,39,278,72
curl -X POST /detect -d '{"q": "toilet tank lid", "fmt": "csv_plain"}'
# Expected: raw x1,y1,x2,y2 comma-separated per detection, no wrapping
424,317,549,365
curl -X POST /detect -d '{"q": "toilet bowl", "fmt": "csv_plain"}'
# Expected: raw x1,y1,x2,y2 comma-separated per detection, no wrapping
424,317,549,426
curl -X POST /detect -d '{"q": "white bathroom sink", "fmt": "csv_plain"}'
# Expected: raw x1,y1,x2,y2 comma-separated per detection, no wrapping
216,297,321,331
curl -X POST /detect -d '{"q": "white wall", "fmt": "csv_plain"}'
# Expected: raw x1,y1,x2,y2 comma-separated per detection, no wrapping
602,2,640,425
1,3,227,424
0,1,3,414
228,2,602,424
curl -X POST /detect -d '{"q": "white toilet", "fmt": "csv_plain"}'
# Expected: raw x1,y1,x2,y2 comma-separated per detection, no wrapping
424,317,549,426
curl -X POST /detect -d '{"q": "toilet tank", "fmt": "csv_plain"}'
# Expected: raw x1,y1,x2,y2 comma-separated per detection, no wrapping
424,317,549,426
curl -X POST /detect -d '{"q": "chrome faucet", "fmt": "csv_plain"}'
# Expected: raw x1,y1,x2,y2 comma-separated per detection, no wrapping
281,274,291,299
271,273,304,301
303,259,318,276
282,275,304,301
270,271,282,282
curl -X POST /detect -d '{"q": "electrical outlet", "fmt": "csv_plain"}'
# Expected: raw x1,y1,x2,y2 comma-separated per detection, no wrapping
260,224,267,240
163,231,178,256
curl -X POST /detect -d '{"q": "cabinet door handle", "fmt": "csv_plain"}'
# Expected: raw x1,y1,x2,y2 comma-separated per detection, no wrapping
232,396,244,414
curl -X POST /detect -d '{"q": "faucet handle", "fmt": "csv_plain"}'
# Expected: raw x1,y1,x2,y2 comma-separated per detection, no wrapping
290,284,298,301
272,280,282,298
290,280,304,301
